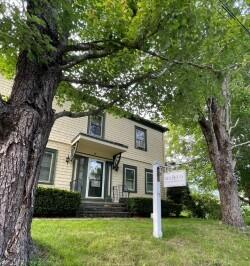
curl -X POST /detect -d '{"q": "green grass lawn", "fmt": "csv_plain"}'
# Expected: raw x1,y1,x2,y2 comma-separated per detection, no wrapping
31,218,250,266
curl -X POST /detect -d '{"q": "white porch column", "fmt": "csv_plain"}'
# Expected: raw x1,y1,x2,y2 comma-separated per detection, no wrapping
153,162,162,238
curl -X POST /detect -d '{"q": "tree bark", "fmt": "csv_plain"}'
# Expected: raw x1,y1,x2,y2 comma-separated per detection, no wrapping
199,98,244,228
0,52,61,265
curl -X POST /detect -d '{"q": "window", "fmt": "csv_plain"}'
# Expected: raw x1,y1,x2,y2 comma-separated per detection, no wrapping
135,126,147,151
145,169,153,194
123,164,137,193
88,115,104,138
39,148,56,184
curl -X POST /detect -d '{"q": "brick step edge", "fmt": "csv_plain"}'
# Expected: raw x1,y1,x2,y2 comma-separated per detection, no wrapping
81,207,127,212
77,212,130,218
80,203,126,207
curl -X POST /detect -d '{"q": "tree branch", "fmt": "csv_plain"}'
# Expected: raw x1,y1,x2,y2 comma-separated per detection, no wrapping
221,74,231,133
225,63,243,71
109,39,223,76
54,98,115,120
60,49,115,69
239,195,250,204
140,49,222,77
232,140,250,149
62,40,110,53
54,75,140,121
54,91,125,121
229,118,239,136
54,108,102,120
62,66,168,89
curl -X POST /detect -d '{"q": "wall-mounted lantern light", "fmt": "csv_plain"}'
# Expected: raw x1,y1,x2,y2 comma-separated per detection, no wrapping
66,155,70,164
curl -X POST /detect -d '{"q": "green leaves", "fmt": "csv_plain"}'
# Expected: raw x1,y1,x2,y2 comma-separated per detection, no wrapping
0,53,16,78
155,0,250,194
0,0,248,195
165,123,217,192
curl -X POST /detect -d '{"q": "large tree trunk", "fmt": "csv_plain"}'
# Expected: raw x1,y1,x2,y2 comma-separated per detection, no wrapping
0,52,61,265
199,98,244,228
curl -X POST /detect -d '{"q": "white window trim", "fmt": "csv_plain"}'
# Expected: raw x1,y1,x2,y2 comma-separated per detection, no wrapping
39,151,55,184
146,171,153,194
125,167,136,192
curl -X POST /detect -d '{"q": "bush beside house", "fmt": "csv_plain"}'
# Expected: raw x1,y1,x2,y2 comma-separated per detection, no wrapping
123,198,182,217
187,193,221,220
166,187,221,220
33,187,221,220
122,188,221,220
34,187,81,217
242,205,250,225
167,186,192,206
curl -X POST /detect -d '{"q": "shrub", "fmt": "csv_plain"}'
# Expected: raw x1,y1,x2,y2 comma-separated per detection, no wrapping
34,187,81,217
123,197,183,217
241,204,250,226
188,193,221,220
167,186,192,205
162,199,183,217
241,204,250,217
122,190,221,220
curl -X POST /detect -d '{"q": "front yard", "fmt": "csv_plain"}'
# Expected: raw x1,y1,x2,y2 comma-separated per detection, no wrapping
31,218,250,266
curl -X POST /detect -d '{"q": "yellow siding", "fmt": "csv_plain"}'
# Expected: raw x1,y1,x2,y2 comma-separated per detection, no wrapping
0,74,165,198
46,140,72,190
105,113,164,164
50,112,164,164
112,157,167,199
0,75,13,96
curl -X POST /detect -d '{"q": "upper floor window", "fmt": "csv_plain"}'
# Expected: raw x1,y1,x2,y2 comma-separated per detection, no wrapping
39,148,57,184
145,169,153,194
135,126,147,151
88,115,104,138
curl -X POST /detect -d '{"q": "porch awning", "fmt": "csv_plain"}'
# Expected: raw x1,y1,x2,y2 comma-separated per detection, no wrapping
71,133,128,160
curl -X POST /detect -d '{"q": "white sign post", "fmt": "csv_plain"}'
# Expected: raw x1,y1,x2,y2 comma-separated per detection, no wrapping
152,164,187,239
153,162,162,238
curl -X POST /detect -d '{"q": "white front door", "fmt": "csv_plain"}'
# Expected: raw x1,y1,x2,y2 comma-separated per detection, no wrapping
86,159,105,198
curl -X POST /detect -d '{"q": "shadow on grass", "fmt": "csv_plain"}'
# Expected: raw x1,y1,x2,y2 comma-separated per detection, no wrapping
29,240,62,266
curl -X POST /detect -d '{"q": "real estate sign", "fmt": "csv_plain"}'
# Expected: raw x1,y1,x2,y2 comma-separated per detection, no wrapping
164,170,186,188
152,164,187,239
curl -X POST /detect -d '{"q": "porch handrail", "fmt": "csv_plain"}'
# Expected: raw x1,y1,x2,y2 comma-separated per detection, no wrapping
112,185,130,203
70,179,83,194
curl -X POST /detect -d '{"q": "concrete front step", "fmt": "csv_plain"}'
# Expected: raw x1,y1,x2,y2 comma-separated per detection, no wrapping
78,211,129,218
83,207,126,212
81,202,126,207
78,201,128,217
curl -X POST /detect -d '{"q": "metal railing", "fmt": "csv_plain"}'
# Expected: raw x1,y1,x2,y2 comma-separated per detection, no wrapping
70,179,83,194
112,185,130,203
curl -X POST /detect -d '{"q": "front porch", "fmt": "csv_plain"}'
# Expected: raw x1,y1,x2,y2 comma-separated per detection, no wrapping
69,133,130,216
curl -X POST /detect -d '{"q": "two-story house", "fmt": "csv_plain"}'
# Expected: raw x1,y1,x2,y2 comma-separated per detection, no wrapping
0,75,167,214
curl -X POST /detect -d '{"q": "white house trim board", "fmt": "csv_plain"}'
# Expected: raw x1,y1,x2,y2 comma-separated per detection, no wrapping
71,134,127,152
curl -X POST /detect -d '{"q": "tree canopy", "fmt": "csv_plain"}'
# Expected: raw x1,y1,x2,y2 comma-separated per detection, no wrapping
1,1,250,264
1,0,249,196
0,1,178,113
1,0,249,191
0,0,228,116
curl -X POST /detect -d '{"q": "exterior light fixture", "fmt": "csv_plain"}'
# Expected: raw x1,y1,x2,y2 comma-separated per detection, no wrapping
66,155,70,164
